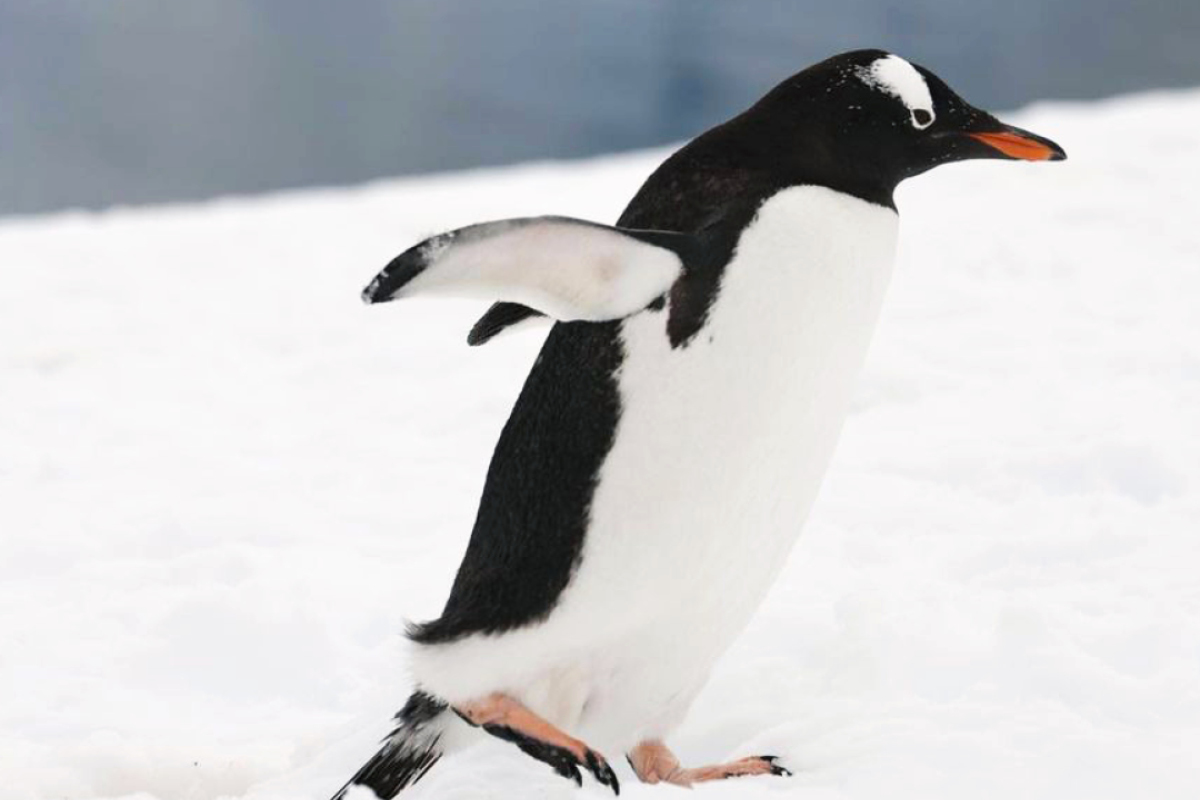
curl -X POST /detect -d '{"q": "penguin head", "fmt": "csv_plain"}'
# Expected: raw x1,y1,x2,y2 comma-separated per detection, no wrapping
741,50,1065,201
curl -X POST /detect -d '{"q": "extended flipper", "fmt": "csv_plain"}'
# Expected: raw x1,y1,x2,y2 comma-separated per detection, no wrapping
362,216,694,324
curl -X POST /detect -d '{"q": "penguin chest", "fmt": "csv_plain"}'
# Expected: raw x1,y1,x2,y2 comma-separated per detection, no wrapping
570,186,899,637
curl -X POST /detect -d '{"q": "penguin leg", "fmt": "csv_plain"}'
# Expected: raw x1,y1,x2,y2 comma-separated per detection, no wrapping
454,693,619,795
627,739,790,786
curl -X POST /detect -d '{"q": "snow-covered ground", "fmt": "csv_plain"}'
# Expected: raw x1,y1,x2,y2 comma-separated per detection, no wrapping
3,90,1199,800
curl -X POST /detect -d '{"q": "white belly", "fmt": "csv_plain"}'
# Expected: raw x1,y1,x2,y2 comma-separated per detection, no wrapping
412,186,898,748
581,185,897,616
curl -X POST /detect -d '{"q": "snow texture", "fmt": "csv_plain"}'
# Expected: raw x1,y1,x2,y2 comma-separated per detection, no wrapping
2,91,1199,800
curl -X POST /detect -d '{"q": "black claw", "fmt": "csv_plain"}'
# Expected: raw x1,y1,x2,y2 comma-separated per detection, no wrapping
759,755,792,777
585,749,620,795
481,722,617,791
555,758,583,787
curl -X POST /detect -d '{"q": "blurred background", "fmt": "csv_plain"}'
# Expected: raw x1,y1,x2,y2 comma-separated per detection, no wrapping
4,0,1200,217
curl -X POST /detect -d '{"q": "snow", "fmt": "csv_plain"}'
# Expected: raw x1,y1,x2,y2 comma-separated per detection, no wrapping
3,89,1199,800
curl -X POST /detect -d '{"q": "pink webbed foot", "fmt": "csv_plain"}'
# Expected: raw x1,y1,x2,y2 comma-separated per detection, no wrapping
627,740,790,786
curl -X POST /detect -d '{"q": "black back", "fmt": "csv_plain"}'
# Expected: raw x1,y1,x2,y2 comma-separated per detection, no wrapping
406,318,624,643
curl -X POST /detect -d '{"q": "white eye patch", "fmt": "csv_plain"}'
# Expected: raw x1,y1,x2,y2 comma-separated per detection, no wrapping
857,54,936,129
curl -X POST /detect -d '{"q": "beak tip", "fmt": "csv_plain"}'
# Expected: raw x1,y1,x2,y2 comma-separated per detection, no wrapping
1040,136,1068,162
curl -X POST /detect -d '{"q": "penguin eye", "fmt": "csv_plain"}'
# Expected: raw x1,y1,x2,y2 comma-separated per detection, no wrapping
910,109,934,129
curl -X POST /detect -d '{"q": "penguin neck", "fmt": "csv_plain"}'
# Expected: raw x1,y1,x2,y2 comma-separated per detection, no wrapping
751,127,900,211
793,164,897,211
618,121,899,237
694,115,902,212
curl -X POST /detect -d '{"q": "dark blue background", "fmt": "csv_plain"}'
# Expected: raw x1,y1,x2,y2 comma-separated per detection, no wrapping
3,0,1199,216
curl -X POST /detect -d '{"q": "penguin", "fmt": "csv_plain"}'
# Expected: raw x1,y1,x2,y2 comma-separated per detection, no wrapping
333,50,1065,799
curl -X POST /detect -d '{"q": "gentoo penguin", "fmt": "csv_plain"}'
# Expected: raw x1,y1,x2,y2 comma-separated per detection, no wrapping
333,50,1065,798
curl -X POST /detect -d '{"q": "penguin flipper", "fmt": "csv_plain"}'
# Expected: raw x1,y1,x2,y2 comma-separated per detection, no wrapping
467,302,548,346
361,216,692,323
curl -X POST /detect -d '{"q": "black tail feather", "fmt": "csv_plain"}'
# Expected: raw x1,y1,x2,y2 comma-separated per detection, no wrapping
332,691,449,800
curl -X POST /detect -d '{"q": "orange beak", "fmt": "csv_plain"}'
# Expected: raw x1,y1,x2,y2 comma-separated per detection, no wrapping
968,130,1064,161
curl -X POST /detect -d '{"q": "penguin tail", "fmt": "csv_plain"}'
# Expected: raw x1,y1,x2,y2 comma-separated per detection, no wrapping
331,691,451,799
